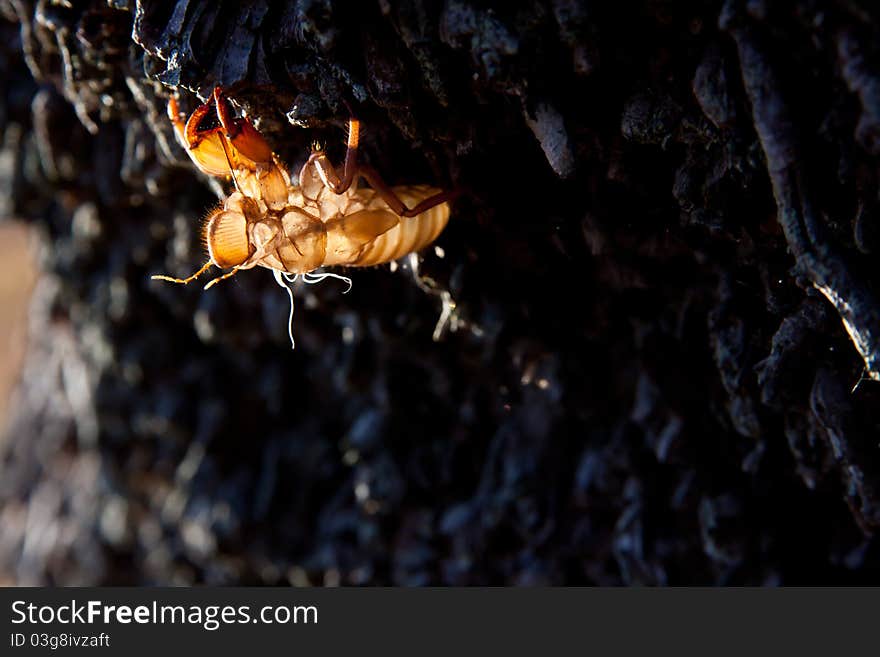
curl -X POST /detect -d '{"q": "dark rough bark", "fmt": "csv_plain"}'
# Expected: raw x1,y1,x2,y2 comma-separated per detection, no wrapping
1,0,879,584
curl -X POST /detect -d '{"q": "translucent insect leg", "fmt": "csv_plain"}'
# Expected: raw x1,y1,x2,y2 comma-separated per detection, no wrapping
302,126,456,218
212,86,275,165
313,160,453,217
305,118,360,193
357,166,458,217
151,260,213,285
167,95,189,150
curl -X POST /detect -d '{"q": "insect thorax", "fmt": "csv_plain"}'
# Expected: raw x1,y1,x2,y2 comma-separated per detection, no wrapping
250,206,328,274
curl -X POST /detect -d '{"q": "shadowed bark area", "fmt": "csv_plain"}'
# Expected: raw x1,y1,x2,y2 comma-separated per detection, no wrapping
1,0,879,584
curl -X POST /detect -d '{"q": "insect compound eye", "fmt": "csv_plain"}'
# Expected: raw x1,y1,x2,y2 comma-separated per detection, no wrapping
206,210,253,268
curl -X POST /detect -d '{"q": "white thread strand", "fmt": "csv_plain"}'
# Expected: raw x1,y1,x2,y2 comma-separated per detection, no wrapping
272,269,297,350
272,270,355,349
301,270,353,294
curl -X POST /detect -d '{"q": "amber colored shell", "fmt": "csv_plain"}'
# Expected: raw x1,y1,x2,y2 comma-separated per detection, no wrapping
206,211,253,268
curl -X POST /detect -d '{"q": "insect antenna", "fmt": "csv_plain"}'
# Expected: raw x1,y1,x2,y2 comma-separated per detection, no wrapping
203,266,242,290
151,260,213,285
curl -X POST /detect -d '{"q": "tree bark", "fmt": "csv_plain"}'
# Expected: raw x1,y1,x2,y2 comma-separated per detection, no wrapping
0,0,879,584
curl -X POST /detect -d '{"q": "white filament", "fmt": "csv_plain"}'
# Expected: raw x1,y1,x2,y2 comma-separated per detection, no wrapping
301,270,353,293
272,269,297,349
271,269,355,350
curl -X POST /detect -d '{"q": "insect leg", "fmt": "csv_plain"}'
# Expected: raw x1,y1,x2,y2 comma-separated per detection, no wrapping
212,86,275,165
183,98,217,151
339,117,360,191
167,95,189,149
304,118,360,193
304,117,458,216
357,166,459,217
170,93,241,178
151,260,213,285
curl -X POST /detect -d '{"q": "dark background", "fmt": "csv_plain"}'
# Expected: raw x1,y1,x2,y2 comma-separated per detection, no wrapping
1,0,879,585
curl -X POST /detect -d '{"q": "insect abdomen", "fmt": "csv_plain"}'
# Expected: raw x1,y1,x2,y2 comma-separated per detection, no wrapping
351,185,450,266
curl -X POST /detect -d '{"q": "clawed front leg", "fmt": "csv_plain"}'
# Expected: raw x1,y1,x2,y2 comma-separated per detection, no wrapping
304,118,456,217
167,93,238,178
211,86,275,166
167,95,190,150
168,87,290,207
